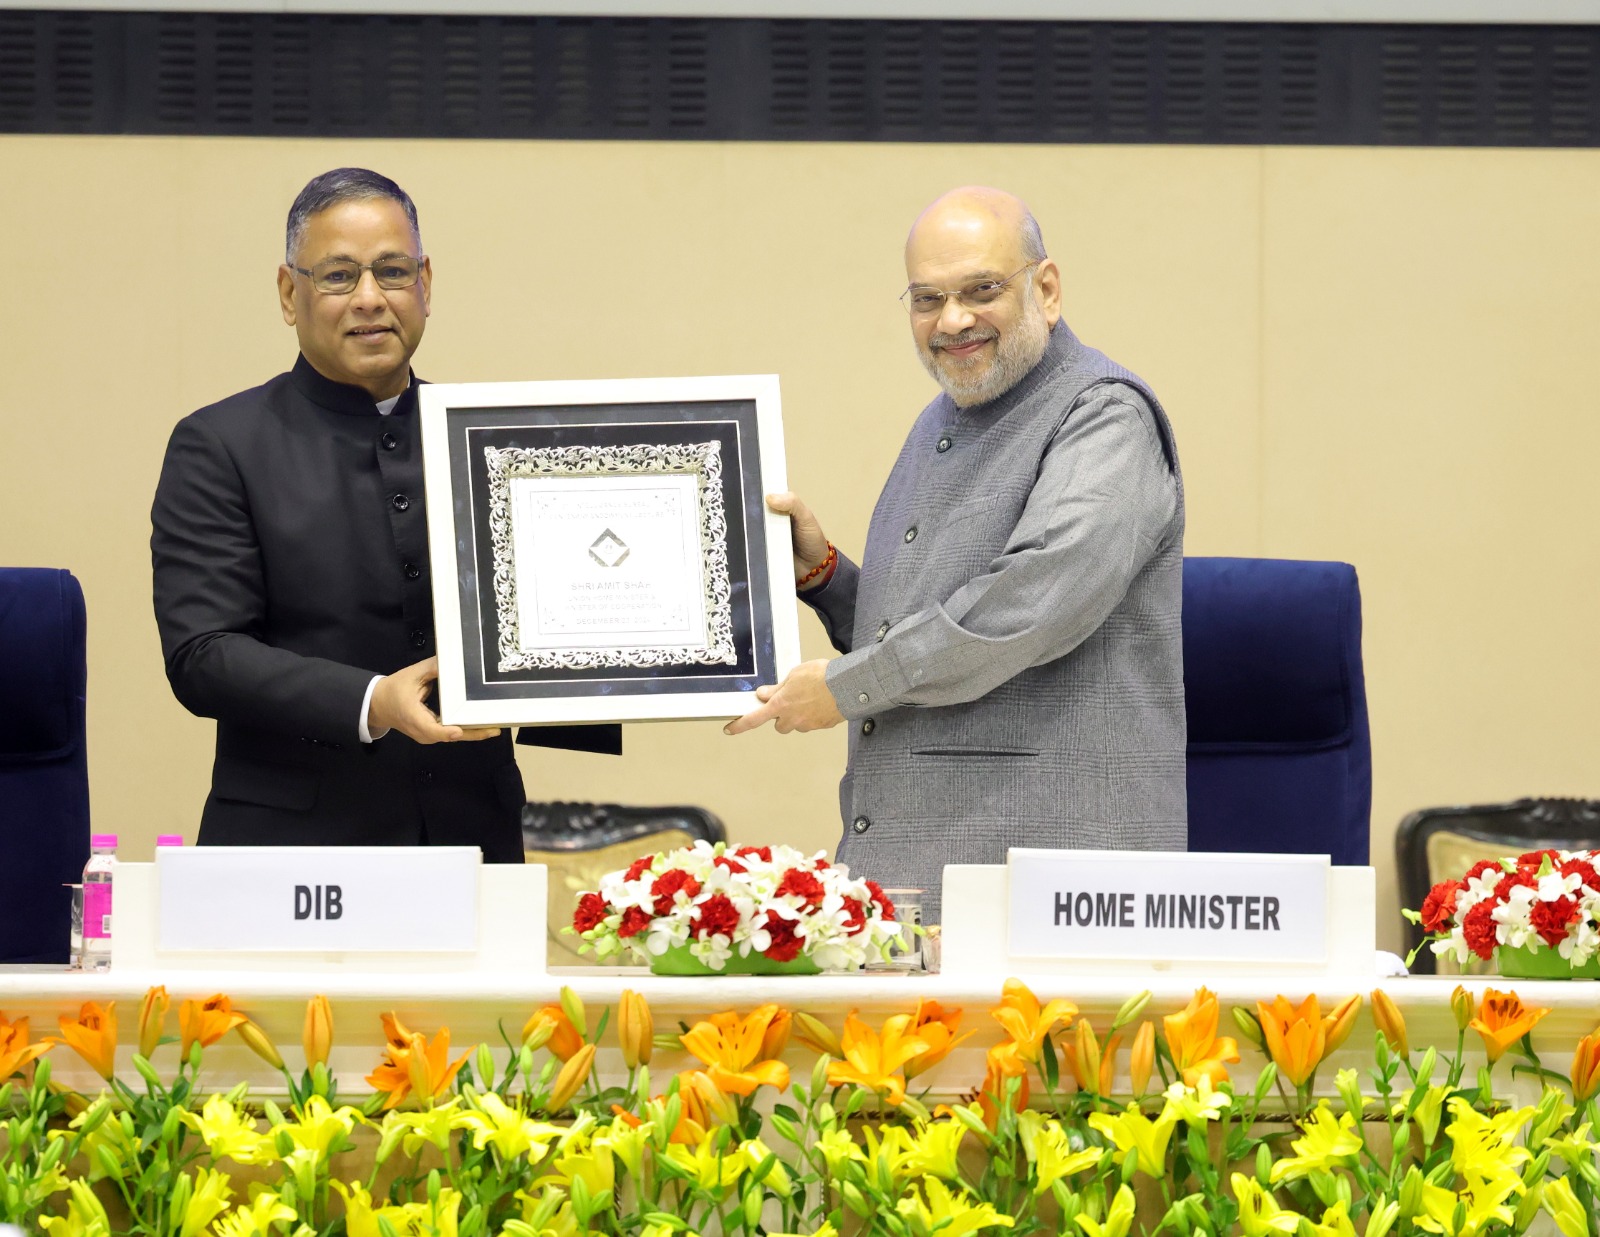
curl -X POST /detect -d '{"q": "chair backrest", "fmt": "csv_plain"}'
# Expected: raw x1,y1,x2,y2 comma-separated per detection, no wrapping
1396,798,1600,973
1183,557,1371,866
0,567,91,963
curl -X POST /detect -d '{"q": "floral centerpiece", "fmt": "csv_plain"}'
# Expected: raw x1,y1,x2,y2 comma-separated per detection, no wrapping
567,840,903,974
1406,846,1600,978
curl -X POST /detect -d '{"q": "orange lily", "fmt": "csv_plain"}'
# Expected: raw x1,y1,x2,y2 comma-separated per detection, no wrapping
1322,994,1363,1055
991,978,1077,1063
680,1005,791,1096
178,994,248,1060
51,1001,117,1080
304,995,333,1070
977,1042,1030,1131
826,1011,932,1105
1,1011,53,1079
548,1042,596,1111
1470,988,1550,1064
1163,987,1240,1087
521,1005,583,1061
1129,1022,1155,1096
760,1007,792,1062
618,989,654,1070
1370,989,1408,1057
365,1013,469,1110
1570,1027,1600,1103
137,986,170,1059
1256,995,1327,1087
904,1000,974,1080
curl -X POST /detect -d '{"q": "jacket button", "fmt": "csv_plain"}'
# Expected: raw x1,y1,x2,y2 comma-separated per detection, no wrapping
861,718,875,736
410,629,427,648
903,526,918,543
852,816,871,835
857,691,869,704
403,562,421,580
875,621,889,641
391,493,411,512
380,432,398,451
936,435,952,453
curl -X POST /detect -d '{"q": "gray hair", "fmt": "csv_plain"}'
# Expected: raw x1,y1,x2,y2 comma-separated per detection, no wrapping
1019,210,1047,264
285,168,420,263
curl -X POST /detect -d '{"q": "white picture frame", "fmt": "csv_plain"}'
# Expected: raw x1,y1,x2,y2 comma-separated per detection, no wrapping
420,374,801,726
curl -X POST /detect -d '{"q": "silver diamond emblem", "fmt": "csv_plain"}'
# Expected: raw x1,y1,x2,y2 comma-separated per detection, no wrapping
589,529,630,567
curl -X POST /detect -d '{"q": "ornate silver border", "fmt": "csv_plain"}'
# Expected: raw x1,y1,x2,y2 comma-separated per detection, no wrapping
484,441,737,671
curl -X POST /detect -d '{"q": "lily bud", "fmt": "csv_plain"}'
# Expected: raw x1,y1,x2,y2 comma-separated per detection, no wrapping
1232,1006,1265,1049
521,1012,555,1052
1370,989,1408,1057
548,1042,596,1112
235,1019,284,1070
1129,1022,1155,1097
1449,985,1474,1032
1074,1019,1102,1096
559,986,588,1039
1322,994,1363,1055
683,1069,742,1127
794,1011,844,1058
1571,1028,1600,1103
618,989,654,1070
303,996,332,1070
760,1007,792,1061
138,986,170,1059
1110,990,1152,1033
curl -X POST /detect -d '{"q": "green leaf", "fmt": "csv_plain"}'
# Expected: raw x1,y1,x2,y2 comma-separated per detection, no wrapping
1041,1031,1060,1092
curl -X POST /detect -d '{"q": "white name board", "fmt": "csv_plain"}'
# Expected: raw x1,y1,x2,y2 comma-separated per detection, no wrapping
157,847,480,953
1007,849,1329,964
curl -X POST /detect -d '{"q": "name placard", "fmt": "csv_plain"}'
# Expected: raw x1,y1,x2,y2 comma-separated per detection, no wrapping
157,847,480,953
1006,849,1329,964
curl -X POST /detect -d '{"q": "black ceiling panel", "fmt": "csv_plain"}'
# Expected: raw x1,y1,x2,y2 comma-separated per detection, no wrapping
1,10,1594,145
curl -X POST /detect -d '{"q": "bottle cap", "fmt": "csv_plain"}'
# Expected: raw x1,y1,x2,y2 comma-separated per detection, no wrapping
156,835,184,846
90,834,117,848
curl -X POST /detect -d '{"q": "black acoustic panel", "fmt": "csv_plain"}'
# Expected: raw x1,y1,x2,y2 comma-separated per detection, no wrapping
1,11,1596,146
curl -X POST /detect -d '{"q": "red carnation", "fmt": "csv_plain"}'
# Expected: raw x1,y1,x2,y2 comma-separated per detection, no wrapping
624,855,656,882
618,906,653,938
840,897,868,936
776,868,827,908
573,892,610,933
714,855,748,875
692,893,741,939
1518,848,1562,868
1493,869,1538,901
1462,859,1504,886
1419,881,1462,933
735,845,773,863
814,859,831,870
1462,899,1500,961
1530,896,1581,948
1560,858,1600,890
651,869,702,916
865,880,897,922
762,911,806,962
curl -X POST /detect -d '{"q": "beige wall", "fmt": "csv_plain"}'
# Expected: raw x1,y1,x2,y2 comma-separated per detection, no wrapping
4,136,1597,950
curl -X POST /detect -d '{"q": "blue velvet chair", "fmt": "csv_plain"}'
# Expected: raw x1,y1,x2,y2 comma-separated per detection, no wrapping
0,567,91,963
1183,557,1371,865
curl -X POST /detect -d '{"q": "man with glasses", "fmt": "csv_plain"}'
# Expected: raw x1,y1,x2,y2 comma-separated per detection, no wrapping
727,185,1187,922
151,167,608,858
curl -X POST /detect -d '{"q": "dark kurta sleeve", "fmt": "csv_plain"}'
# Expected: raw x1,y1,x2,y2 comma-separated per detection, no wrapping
151,414,373,744
800,553,861,655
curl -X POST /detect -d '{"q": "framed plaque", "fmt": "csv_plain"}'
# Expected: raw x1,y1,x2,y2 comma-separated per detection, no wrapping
420,375,802,726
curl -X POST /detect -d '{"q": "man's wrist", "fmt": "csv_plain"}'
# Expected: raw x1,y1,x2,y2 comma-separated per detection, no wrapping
797,543,838,593
358,675,389,743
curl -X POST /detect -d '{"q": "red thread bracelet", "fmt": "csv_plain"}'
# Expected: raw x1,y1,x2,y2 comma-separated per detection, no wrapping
797,542,837,591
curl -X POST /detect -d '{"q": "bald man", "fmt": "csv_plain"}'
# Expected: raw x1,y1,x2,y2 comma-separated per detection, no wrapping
728,187,1187,922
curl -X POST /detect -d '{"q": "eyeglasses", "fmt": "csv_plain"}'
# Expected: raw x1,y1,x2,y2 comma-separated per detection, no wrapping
900,262,1040,316
289,255,425,295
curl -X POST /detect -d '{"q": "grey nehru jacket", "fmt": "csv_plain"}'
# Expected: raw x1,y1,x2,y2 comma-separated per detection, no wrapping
804,321,1187,924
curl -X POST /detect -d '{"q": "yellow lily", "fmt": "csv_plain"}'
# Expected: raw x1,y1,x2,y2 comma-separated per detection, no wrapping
681,1005,791,1096
1444,1096,1534,1181
897,1175,1016,1237
1302,1200,1357,1237
277,1093,360,1158
454,1090,566,1161
51,1097,140,1183
1413,1174,1520,1236
210,1190,298,1237
380,1097,462,1158
37,1179,113,1237
339,1180,462,1237
1163,1076,1232,1126
1231,1172,1300,1237
1021,1114,1102,1195
180,1093,274,1165
990,978,1076,1063
1542,1176,1590,1237
174,1166,234,1237
904,1118,970,1181
553,1129,618,1200
1087,1100,1178,1177
664,1136,749,1193
1268,1102,1363,1184
826,1011,930,1105
1074,1183,1135,1237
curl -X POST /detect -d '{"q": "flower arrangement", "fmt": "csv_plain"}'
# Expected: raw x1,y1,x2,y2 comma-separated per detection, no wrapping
1406,847,1600,970
5,979,1600,1236
567,840,904,973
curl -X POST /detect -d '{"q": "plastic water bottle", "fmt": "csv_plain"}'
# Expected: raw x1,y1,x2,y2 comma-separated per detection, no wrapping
156,834,184,849
81,833,117,972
